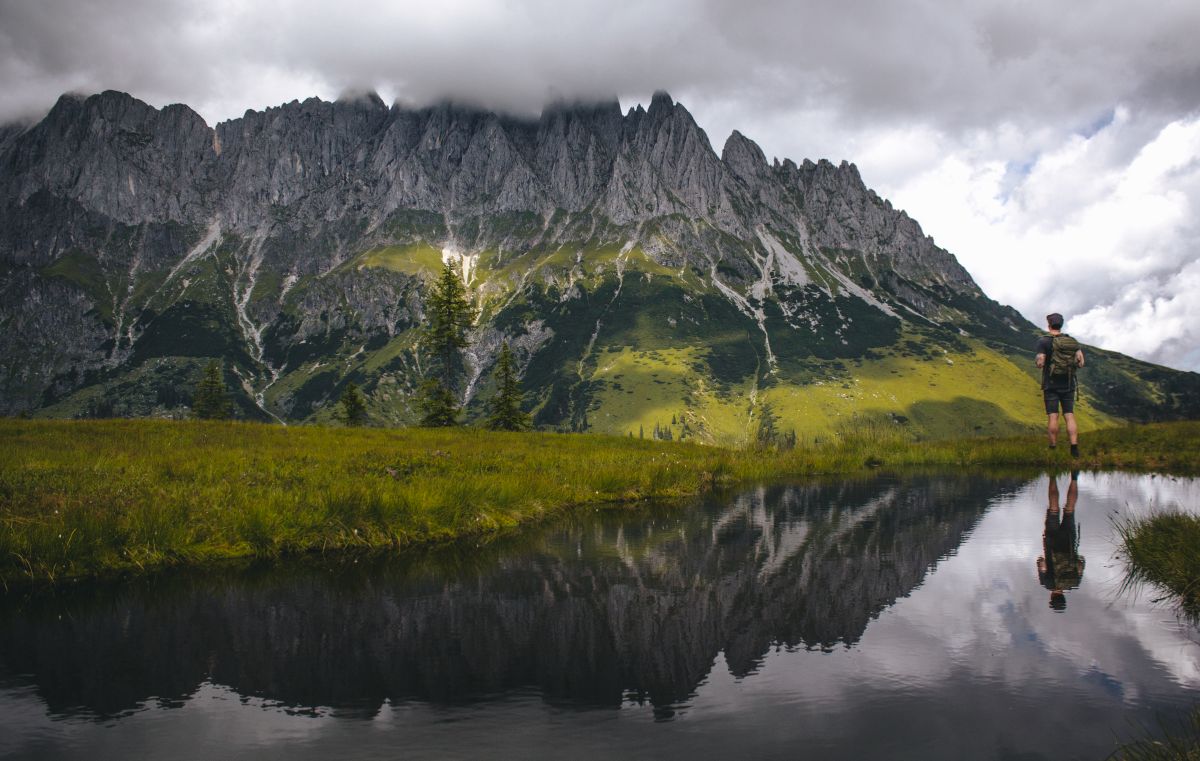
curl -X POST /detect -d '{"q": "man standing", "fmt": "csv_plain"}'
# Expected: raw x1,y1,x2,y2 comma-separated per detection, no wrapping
1035,313,1085,456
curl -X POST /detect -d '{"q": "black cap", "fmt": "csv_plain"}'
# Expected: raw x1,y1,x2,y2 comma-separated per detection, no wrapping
1046,313,1064,329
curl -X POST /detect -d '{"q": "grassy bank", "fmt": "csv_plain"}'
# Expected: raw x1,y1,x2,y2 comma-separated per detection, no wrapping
3,418,1199,584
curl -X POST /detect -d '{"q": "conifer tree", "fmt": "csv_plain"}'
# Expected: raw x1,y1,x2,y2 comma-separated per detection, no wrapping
417,380,459,427
781,428,798,451
337,381,368,426
485,342,530,431
755,403,780,450
419,261,475,426
192,360,232,420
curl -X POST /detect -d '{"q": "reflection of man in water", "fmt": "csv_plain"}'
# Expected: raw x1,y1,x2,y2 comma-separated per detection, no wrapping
1037,470,1085,610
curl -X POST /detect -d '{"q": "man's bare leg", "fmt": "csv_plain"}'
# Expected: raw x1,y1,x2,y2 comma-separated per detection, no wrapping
1064,412,1078,445
1047,412,1060,447
1065,412,1080,456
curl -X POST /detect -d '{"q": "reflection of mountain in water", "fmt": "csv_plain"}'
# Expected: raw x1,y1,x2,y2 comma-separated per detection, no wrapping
0,474,1018,717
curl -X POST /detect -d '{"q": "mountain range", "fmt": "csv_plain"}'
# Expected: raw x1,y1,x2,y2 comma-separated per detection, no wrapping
2,89,1197,443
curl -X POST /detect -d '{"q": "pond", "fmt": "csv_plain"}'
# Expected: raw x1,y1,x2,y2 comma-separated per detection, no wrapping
2,471,1198,760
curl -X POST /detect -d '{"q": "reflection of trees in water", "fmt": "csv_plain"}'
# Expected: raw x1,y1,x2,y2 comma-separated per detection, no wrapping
0,474,1019,717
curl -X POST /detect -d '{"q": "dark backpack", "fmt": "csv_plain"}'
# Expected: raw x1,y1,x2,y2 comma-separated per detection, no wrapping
1049,334,1080,379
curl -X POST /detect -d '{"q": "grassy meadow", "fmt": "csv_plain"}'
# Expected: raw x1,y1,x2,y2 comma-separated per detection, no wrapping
2,418,1199,585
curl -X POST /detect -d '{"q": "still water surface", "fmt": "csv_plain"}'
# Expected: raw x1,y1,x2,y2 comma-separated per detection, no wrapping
2,471,1198,760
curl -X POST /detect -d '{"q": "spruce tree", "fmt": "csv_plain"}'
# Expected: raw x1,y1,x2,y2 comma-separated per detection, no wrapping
192,360,232,420
417,379,459,427
418,261,475,426
755,403,780,450
337,381,368,426
485,342,530,431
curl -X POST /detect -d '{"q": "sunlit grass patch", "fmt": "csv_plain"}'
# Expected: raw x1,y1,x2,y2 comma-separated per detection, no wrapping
355,243,445,275
588,345,718,439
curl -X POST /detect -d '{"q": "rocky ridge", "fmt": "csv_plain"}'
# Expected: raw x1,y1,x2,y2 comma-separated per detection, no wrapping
1,90,1196,434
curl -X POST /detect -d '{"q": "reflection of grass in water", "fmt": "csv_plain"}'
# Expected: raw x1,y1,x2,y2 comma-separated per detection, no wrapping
1116,511,1200,624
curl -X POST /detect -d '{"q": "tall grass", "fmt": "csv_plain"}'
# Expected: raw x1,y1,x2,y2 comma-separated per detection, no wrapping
3,418,1199,584
1115,511,1200,623
1109,708,1200,760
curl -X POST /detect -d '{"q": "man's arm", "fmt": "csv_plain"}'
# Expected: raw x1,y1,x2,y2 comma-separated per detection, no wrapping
1075,349,1085,367
1036,352,1046,368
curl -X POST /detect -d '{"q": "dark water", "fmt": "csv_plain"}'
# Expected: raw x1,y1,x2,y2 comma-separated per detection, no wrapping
2,472,1198,760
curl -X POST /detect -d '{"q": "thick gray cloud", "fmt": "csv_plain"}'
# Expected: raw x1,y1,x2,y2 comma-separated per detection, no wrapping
4,0,1196,130
2,0,1199,369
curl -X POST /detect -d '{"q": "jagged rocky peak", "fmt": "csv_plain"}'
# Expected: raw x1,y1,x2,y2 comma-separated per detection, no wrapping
647,89,675,115
34,90,195,141
2,90,216,225
334,89,388,111
639,90,709,140
531,99,623,209
609,89,727,220
721,129,770,179
538,96,624,156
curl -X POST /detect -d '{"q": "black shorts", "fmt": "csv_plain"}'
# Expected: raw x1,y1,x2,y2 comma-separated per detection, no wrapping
1044,387,1075,415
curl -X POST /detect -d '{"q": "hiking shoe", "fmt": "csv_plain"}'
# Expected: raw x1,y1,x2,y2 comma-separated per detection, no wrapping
1070,444,1079,457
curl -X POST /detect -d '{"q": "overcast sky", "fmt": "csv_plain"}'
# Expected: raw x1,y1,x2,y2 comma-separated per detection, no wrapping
2,0,1198,371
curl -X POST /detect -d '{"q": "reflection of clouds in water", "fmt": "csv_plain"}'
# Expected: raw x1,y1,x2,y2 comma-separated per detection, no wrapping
1085,471,1200,517
676,472,1200,750
857,473,1200,693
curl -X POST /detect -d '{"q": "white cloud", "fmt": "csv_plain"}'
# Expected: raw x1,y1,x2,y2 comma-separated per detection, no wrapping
1072,259,1200,368
858,111,1200,371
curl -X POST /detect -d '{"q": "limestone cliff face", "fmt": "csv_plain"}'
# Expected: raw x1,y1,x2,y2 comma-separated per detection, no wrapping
1,90,1194,426
1,90,976,272
3,92,215,229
